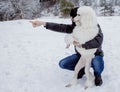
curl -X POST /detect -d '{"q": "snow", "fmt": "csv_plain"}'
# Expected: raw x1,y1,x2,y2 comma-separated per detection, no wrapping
0,16,120,92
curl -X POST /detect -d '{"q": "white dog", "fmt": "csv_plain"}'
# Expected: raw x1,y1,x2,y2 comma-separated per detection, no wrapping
65,6,99,89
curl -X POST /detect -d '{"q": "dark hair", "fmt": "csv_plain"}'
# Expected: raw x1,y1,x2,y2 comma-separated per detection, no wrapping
70,7,79,18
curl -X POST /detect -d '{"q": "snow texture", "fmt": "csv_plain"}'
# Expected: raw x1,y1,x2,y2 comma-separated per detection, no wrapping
0,17,120,92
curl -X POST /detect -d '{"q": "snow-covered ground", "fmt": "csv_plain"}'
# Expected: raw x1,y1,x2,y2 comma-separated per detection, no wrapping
0,16,120,92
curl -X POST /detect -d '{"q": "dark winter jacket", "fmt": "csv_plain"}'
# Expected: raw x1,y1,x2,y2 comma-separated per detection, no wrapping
45,22,104,57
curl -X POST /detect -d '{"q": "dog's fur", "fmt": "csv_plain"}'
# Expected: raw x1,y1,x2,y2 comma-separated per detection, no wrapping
65,6,99,89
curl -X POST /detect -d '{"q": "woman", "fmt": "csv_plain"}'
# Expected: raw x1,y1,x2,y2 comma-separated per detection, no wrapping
30,7,104,86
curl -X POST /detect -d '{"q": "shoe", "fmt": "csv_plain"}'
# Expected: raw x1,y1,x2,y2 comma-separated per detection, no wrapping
95,76,103,86
77,67,85,79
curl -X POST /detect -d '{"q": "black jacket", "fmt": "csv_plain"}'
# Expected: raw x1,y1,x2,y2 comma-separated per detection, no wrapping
45,22,104,56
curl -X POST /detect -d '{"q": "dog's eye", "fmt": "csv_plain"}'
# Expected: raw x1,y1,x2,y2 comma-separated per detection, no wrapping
77,14,80,16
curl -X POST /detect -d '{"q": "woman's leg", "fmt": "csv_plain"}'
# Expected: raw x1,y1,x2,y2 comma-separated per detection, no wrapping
92,56,104,77
91,55,104,86
59,54,80,71
59,54,85,79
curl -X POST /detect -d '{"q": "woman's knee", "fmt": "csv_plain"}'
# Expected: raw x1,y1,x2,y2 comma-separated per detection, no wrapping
59,54,80,70
59,59,67,69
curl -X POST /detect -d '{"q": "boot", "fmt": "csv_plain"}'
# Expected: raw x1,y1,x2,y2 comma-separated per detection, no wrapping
77,67,85,79
95,75,103,86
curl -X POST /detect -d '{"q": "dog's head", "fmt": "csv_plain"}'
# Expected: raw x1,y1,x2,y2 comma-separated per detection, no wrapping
73,6,97,27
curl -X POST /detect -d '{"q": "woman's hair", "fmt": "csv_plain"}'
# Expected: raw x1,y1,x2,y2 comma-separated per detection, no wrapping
70,7,79,18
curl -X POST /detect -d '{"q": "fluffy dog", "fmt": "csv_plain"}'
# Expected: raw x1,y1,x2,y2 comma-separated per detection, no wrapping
65,6,99,89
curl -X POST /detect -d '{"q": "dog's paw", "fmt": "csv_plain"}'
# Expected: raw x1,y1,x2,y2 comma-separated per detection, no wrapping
84,79,94,89
65,83,72,87
66,44,70,48
84,86,88,89
65,80,78,87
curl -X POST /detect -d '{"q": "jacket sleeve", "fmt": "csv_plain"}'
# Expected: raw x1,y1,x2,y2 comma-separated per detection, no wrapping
45,22,75,33
45,22,103,49
82,24,103,49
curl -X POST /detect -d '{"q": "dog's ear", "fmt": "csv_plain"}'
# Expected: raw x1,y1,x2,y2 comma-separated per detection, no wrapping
70,7,79,18
79,7,97,27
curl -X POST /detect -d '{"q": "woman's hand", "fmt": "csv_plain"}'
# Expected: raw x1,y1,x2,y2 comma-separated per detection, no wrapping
73,41,79,46
73,41,82,48
30,20,46,28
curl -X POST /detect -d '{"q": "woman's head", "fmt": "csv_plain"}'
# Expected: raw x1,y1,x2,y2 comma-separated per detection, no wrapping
70,7,79,18
70,6,97,27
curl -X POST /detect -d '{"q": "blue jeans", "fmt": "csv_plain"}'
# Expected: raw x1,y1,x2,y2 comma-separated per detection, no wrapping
59,54,104,77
